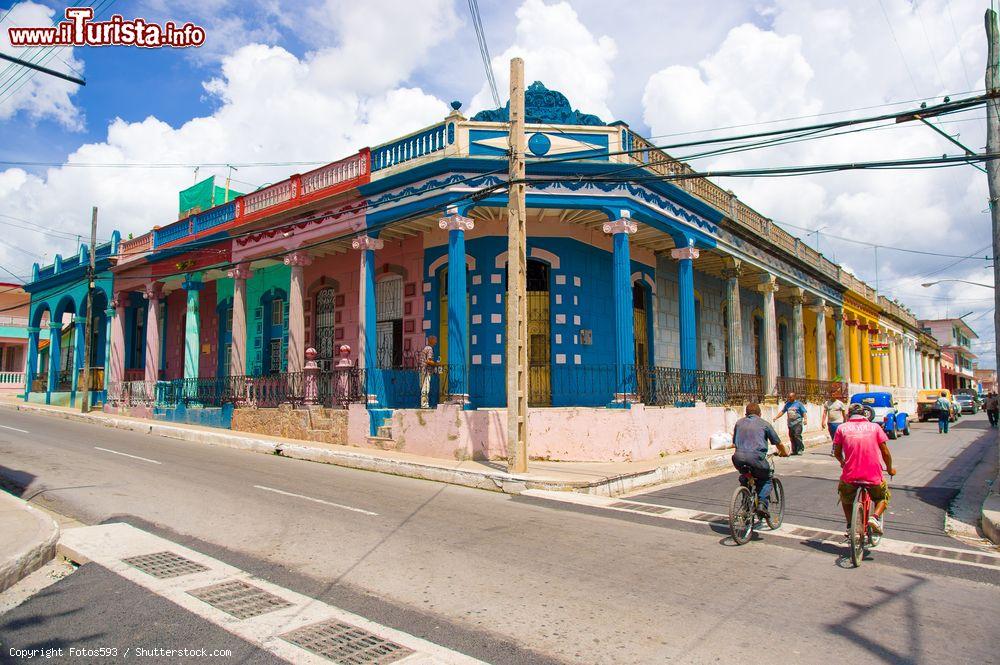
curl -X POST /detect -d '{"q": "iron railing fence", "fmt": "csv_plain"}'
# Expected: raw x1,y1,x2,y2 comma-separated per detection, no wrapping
774,376,846,402
56,369,73,391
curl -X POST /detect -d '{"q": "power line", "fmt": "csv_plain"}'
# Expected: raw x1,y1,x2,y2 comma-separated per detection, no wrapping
467,0,500,108
945,0,974,90
877,0,922,97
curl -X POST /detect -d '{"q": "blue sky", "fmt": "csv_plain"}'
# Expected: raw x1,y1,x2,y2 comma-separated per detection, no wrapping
0,0,995,362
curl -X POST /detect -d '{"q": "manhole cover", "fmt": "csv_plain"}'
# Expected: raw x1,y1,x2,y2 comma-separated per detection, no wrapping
281,619,414,664
188,580,293,619
122,551,209,579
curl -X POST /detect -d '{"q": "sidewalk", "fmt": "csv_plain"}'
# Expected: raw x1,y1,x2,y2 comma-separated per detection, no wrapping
0,398,828,497
0,490,60,594
983,428,1000,546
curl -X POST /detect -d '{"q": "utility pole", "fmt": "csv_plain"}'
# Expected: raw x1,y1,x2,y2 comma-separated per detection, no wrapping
506,57,528,474
80,207,98,413
986,9,1000,381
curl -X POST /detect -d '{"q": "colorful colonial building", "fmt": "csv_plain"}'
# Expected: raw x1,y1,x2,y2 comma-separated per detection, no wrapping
18,84,941,461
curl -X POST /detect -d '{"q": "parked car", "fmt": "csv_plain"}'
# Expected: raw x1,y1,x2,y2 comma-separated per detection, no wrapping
917,389,958,423
850,392,910,439
954,393,978,414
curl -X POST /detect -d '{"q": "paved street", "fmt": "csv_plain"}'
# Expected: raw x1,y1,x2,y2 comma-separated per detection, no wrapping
0,408,998,664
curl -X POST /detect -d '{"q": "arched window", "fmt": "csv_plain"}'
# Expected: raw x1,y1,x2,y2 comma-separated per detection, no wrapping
314,287,336,361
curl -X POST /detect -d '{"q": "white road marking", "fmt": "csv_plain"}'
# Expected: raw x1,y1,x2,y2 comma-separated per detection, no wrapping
253,485,378,516
94,446,162,465
59,523,482,664
523,489,1000,572
0,424,29,433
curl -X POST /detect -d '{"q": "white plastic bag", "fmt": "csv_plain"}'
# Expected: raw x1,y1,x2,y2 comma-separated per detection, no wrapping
709,431,733,450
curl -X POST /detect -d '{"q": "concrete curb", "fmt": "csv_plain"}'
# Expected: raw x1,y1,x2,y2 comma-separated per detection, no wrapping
0,400,827,497
982,434,1000,546
0,491,60,594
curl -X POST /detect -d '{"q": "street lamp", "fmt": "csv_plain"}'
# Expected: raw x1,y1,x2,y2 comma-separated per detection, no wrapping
921,279,995,289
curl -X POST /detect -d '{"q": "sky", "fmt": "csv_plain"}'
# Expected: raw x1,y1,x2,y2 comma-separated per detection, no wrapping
0,0,995,365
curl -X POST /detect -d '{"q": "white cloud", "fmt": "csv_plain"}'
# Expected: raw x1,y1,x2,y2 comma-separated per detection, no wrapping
640,0,992,350
469,0,618,121
0,1,85,129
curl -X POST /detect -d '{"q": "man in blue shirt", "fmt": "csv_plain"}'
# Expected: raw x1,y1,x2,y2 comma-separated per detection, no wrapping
779,391,808,455
732,403,785,517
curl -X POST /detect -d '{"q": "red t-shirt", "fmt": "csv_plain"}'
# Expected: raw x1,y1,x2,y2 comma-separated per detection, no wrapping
833,415,888,485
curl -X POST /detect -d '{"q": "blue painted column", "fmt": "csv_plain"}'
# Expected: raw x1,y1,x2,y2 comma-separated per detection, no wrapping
604,212,638,403
24,326,39,401
671,245,700,395
441,208,474,404
70,315,85,399
46,320,61,402
181,273,204,390
352,235,384,406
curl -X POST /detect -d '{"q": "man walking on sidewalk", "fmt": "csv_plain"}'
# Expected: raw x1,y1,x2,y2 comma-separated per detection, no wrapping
986,391,999,428
935,391,952,434
780,391,808,455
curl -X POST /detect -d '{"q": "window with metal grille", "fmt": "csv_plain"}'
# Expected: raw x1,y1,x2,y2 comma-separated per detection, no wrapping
225,306,233,333
271,299,284,326
222,343,232,378
268,339,281,374
376,276,403,367
315,288,336,359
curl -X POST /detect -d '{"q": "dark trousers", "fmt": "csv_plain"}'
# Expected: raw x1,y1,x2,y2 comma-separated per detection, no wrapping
988,409,998,428
732,450,773,509
938,415,950,434
788,421,804,454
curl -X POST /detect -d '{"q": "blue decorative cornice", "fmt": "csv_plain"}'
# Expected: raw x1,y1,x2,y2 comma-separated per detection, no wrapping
472,81,605,126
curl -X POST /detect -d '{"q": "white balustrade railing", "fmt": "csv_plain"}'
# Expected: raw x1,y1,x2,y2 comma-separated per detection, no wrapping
0,371,25,386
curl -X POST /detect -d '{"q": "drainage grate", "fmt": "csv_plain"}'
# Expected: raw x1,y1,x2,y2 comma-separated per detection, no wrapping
790,528,832,540
281,619,414,665
188,580,293,619
910,545,1000,566
122,551,209,579
610,502,670,514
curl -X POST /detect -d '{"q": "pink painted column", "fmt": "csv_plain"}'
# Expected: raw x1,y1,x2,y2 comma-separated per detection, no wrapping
284,251,314,374
143,282,163,384
227,263,253,376
109,292,127,386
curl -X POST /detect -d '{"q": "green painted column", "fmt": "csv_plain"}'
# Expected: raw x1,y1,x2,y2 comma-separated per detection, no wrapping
182,273,204,384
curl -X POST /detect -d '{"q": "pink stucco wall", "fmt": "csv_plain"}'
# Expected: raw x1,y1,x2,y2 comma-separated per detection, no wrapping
373,402,828,462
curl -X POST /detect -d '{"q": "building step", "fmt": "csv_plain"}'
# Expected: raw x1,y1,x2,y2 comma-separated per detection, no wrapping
365,436,398,451
376,424,393,439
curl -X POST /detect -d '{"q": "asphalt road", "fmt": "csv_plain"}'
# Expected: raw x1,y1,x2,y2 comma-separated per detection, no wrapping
0,408,998,664
632,415,995,549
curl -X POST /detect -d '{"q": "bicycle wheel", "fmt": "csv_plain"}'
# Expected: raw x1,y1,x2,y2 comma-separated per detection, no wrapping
729,485,755,545
766,478,785,530
849,491,865,567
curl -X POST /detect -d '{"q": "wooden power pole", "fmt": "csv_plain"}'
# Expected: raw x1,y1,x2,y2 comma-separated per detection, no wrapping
80,207,98,413
506,58,529,473
986,10,1000,385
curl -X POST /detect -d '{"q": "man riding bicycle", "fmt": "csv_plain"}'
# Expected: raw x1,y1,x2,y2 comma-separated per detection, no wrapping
833,403,897,536
732,403,788,518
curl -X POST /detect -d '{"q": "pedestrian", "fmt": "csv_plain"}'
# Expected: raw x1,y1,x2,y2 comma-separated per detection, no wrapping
935,390,951,434
418,335,439,409
779,391,808,455
822,389,847,453
987,391,999,428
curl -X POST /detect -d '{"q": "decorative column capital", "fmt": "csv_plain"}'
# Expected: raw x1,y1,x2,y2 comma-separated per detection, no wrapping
283,250,314,268
670,246,700,261
73,315,86,325
181,272,204,292
811,304,831,317
721,257,742,280
352,235,384,251
787,287,804,306
755,275,778,293
439,208,475,232
27,326,40,334
603,211,638,235
47,321,61,330
143,281,164,301
845,318,858,327
857,323,869,332
227,263,253,281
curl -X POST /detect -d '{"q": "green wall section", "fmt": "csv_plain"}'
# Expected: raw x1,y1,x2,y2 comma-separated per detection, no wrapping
244,263,290,375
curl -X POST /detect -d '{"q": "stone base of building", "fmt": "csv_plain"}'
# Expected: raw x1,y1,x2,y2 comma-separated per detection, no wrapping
231,404,348,445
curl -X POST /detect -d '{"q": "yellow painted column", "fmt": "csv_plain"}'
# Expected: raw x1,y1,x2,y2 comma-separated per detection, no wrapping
860,321,872,384
870,327,882,386
847,319,862,384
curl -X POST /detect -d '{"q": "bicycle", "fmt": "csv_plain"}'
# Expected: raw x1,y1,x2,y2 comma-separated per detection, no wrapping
728,458,785,545
847,481,887,567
